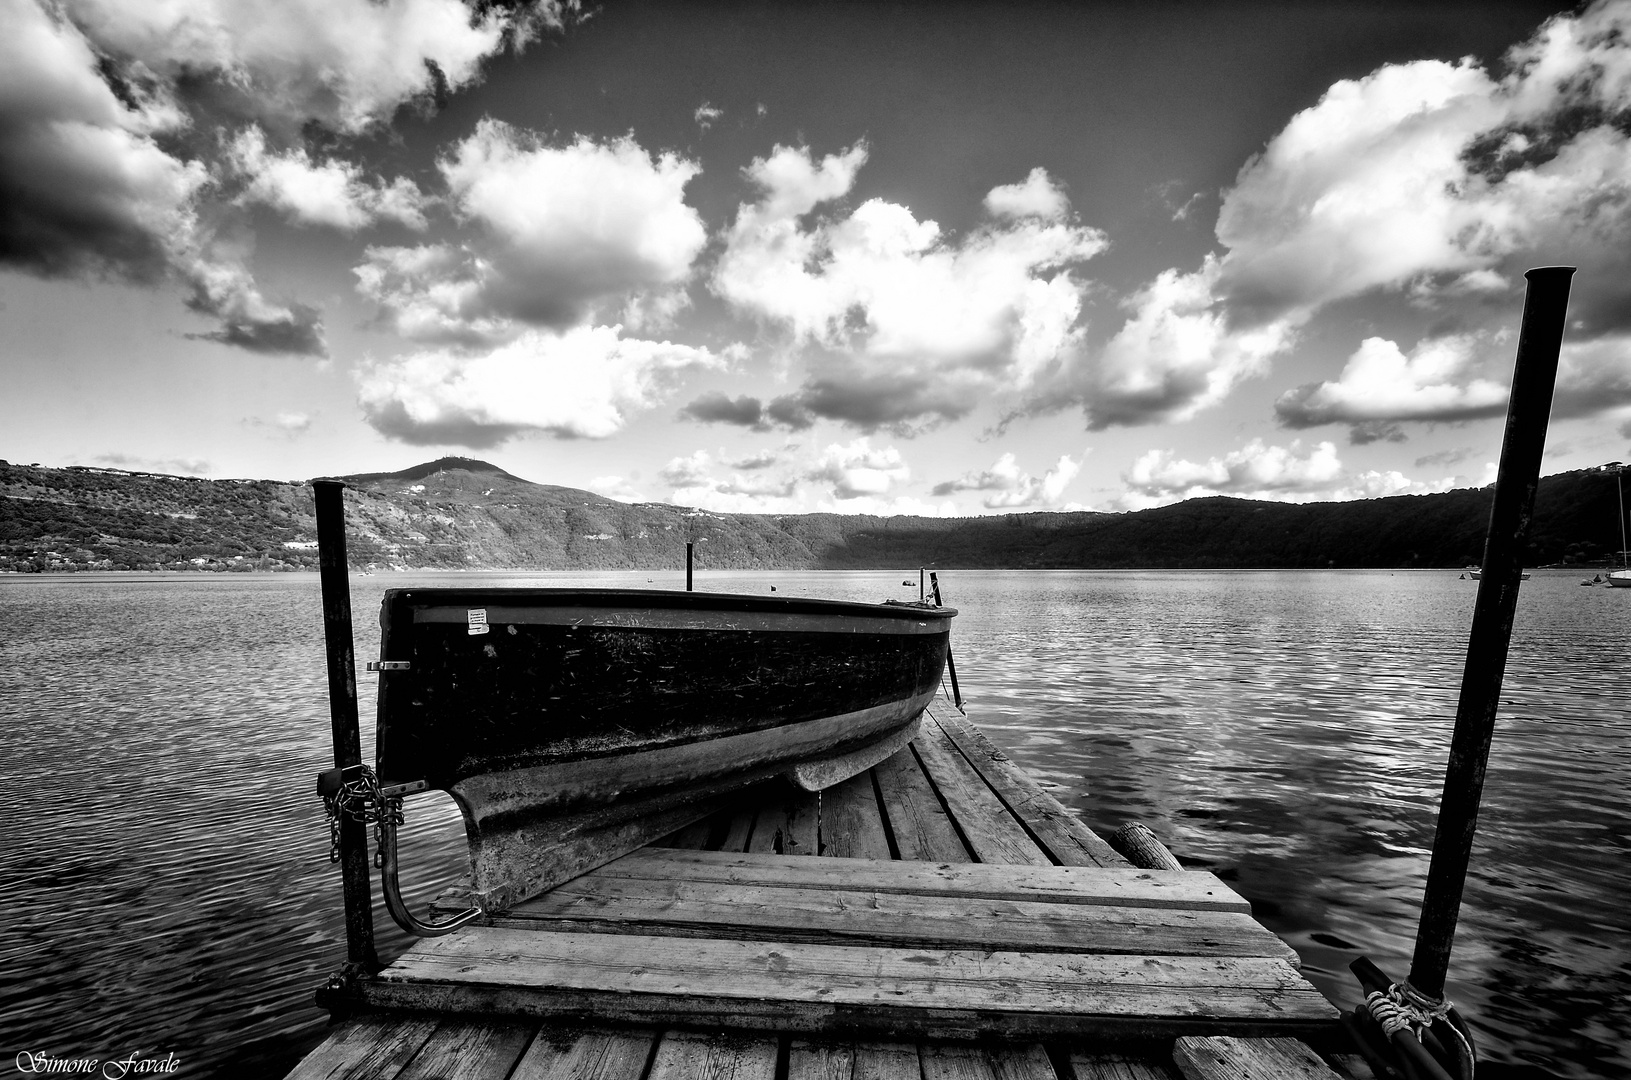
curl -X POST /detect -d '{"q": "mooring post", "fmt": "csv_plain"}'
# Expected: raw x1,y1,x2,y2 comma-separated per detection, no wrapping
686,542,694,591
1408,266,1574,1001
928,572,963,710
313,478,379,971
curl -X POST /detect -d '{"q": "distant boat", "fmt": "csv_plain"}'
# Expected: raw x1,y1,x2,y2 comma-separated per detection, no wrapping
1466,570,1529,580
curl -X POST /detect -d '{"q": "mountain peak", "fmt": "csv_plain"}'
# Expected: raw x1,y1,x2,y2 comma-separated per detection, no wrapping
342,457,527,485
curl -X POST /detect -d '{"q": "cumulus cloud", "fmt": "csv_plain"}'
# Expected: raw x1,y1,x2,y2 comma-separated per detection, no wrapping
61,0,568,135
679,392,766,427
1120,438,1461,509
694,102,722,131
931,452,1084,508
357,121,706,341
806,438,912,500
1276,335,1511,438
227,127,428,231
588,476,645,503
357,325,721,447
712,144,1106,430
1067,0,1631,430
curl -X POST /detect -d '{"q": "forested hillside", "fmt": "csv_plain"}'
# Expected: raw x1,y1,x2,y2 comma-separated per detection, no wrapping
1,456,1623,573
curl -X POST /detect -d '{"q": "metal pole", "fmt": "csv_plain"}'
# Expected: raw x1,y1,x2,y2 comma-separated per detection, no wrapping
313,479,378,970
686,542,694,591
928,572,963,711
1408,266,1574,1001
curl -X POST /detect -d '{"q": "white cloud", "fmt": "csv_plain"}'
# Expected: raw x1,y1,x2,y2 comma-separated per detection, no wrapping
588,476,645,503
357,325,722,447
984,167,1071,221
932,451,1084,508
62,0,567,134
359,121,707,339
1120,438,1461,509
1276,335,1511,434
694,102,722,131
712,143,1106,430
227,127,428,231
806,438,911,499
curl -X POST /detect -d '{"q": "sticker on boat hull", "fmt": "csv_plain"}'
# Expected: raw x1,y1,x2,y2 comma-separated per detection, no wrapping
467,608,489,635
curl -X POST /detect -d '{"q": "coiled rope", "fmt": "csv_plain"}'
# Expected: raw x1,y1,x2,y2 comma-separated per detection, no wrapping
1364,982,1476,1080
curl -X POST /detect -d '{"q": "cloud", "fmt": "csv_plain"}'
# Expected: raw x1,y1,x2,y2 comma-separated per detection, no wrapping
0,0,326,355
806,438,911,500
61,0,569,135
1061,1,1631,430
679,392,765,427
694,102,722,131
227,127,429,231
1276,335,1511,437
712,144,1106,430
357,121,706,341
931,451,1083,508
1120,438,1460,509
588,476,645,503
94,452,210,476
357,324,721,447
1415,447,1473,468
984,167,1070,221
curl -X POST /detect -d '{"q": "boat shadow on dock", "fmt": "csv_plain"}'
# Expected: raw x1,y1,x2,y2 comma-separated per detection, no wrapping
289,709,1366,1080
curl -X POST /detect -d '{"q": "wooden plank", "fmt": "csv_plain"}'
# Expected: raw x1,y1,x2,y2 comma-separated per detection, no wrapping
872,745,970,861
912,722,1051,866
818,769,893,860
921,1042,997,1080
582,848,1252,913
1065,1052,1180,1080
653,814,717,851
747,785,820,855
935,714,1130,868
788,1039,855,1080
394,1018,535,1080
646,1031,779,1080
719,808,757,853
361,927,1339,1039
496,877,1298,960
989,1044,1059,1080
1172,1037,1346,1080
508,1026,658,1080
852,1041,924,1080
282,1015,439,1080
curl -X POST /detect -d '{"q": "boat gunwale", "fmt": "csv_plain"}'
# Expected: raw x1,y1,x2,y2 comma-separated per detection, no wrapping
383,587,958,622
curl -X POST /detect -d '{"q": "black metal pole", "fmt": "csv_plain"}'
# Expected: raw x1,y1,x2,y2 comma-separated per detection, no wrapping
928,572,963,711
686,542,694,591
313,479,378,970
1408,266,1573,1001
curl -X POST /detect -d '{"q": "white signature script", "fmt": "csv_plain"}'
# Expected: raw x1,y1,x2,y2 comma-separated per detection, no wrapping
14,1052,179,1078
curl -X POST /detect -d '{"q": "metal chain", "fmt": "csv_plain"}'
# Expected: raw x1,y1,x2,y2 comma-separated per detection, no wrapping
322,764,404,868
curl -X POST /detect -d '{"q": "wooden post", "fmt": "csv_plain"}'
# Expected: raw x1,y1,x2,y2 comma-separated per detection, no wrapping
686,542,693,591
313,479,378,971
1408,266,1574,1002
1109,822,1185,871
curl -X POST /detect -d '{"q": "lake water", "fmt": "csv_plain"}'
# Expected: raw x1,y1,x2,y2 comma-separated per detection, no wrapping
0,569,1624,1078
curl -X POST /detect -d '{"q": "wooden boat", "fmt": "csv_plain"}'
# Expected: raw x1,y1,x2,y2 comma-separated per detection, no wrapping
370,586,956,916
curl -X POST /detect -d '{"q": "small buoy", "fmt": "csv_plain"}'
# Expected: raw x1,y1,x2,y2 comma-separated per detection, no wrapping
770,585,777,591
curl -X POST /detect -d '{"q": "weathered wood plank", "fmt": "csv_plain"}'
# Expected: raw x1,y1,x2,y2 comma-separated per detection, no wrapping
747,785,820,855
361,927,1339,1040
1172,1037,1346,1080
653,813,717,851
282,1015,439,1080
788,1039,855,1080
818,770,893,860
1065,1052,1180,1080
873,744,970,861
581,848,1252,913
508,1026,658,1080
912,722,1051,866
989,1044,1058,1080
646,1031,779,1080
935,714,1130,868
394,1018,535,1080
921,1042,997,1080
718,808,758,854
852,1041,924,1080
495,877,1297,960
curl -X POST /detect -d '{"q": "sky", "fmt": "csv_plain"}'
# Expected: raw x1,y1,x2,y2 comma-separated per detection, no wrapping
3,0,1630,516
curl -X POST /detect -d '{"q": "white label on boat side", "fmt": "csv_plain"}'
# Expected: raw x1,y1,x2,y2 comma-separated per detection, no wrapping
467,608,490,635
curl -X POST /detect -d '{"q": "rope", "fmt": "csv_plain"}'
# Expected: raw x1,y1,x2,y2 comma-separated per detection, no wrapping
1364,983,1476,1080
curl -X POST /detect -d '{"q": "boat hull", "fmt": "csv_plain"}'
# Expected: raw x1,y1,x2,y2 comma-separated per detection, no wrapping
374,588,954,910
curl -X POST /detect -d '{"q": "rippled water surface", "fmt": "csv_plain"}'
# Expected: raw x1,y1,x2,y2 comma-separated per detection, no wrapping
0,570,1625,1077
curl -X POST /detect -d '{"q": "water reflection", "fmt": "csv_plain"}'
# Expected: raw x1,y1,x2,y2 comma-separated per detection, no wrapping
0,569,1624,1077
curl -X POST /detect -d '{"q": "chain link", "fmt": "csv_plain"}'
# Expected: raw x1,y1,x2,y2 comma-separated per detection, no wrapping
322,764,404,868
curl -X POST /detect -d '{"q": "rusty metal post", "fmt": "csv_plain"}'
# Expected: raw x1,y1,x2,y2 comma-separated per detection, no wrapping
313,478,378,971
1408,267,1574,1001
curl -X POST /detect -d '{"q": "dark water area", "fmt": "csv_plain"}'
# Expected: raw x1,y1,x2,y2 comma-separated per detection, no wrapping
0,569,1624,1078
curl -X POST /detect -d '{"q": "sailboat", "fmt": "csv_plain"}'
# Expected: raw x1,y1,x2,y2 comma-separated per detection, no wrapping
1609,465,1631,588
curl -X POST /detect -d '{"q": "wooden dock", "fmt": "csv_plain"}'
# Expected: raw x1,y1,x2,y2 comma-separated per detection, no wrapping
287,710,1364,1080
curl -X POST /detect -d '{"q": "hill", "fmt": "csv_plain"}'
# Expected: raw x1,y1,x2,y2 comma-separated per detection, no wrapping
0,456,1624,573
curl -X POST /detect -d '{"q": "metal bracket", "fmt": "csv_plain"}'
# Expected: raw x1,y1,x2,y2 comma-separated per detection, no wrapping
366,660,411,672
